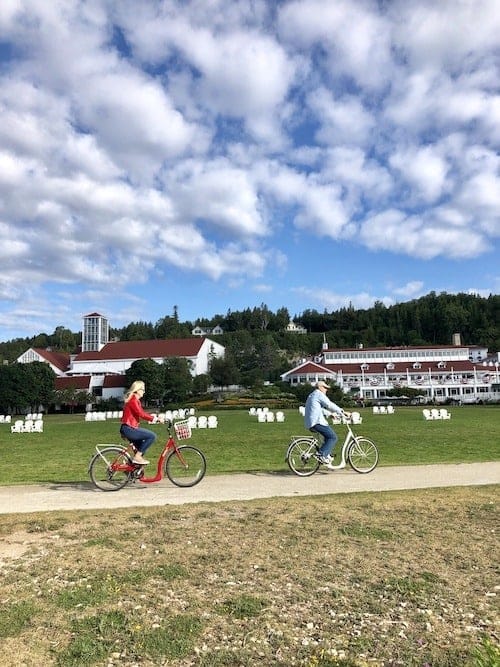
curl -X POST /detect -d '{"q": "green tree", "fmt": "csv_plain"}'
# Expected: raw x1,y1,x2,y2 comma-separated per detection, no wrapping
24,361,56,410
125,359,164,403
209,355,240,388
54,387,92,413
161,357,193,403
192,373,210,395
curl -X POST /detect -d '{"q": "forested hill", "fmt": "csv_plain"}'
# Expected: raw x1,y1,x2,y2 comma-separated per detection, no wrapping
1,292,499,364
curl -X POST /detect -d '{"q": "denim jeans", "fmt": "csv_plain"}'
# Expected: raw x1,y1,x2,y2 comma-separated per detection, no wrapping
310,423,338,458
120,424,156,454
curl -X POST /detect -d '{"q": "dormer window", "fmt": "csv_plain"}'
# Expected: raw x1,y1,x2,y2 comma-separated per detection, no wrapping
386,362,394,370
361,363,369,370
413,362,421,369
437,361,446,369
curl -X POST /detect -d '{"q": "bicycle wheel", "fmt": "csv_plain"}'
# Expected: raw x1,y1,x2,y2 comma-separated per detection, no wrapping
286,438,320,476
89,446,132,491
348,438,379,473
164,446,206,487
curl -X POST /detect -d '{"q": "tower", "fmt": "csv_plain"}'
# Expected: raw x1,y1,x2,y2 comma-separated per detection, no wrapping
82,312,109,352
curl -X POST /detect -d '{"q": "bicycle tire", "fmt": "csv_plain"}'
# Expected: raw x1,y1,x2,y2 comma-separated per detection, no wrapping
348,437,379,473
164,445,206,487
89,446,132,491
286,438,320,477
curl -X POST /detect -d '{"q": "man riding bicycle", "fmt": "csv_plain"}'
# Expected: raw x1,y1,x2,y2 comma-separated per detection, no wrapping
304,380,350,470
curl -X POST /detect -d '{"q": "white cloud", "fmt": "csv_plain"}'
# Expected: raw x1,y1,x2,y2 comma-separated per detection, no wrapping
389,144,449,203
0,0,498,339
278,0,393,89
359,209,488,259
308,88,376,147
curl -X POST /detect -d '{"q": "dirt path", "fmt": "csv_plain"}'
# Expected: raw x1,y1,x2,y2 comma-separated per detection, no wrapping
0,461,499,515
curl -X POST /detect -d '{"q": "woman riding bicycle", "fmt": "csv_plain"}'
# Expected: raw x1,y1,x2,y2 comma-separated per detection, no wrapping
304,380,350,470
120,380,164,466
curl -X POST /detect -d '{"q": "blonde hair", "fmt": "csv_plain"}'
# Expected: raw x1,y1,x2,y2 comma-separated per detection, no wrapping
124,380,145,402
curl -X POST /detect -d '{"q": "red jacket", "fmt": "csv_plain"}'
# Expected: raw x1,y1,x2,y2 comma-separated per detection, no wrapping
121,394,154,429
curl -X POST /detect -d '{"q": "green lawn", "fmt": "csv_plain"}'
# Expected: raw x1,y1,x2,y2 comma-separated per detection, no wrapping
0,405,499,485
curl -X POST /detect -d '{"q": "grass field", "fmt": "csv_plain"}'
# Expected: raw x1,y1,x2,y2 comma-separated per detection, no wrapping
0,405,499,486
0,406,498,666
0,486,498,666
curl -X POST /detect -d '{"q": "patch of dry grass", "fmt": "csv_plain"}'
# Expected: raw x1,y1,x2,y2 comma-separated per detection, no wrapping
0,486,498,666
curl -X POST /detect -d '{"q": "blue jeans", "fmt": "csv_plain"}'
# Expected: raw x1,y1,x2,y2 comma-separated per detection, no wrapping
310,423,338,458
120,424,156,455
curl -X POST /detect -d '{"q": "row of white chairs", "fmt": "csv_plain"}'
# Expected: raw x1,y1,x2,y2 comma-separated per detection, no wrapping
255,411,286,423
248,407,271,415
373,405,395,414
11,419,44,433
0,415,12,423
423,408,452,420
85,411,122,421
25,412,43,420
165,408,195,419
331,411,363,425
184,415,218,429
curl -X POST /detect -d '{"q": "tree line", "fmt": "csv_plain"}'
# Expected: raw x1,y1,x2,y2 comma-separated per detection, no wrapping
0,291,498,398
1,291,497,413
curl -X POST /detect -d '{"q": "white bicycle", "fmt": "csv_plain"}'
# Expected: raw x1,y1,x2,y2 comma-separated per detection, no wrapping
286,417,379,477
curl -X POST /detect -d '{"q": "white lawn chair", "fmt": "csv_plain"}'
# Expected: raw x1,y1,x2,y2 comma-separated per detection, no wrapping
372,406,380,414
257,411,266,422
32,420,44,432
276,411,285,422
207,415,218,428
439,408,451,420
387,405,395,414
11,420,24,433
351,411,363,424
422,409,433,420
266,411,275,422
430,408,441,420
197,416,208,428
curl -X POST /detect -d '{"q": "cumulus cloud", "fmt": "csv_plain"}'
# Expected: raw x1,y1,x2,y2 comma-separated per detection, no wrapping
0,0,498,337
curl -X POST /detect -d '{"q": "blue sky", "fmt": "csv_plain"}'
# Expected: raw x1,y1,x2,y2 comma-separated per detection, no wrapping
0,0,499,341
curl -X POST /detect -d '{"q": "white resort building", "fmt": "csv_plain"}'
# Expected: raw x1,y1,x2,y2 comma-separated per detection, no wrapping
281,335,500,404
17,313,225,402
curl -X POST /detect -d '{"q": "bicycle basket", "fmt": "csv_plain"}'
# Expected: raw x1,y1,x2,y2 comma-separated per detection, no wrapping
174,419,192,440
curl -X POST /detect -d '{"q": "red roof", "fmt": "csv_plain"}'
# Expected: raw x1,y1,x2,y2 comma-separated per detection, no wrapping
55,376,90,390
74,338,205,362
33,348,71,373
103,375,127,388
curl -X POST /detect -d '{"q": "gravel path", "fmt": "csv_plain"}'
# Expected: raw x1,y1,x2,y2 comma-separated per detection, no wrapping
0,461,499,515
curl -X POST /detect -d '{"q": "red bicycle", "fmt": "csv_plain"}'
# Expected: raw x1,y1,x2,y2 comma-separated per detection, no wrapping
88,419,206,491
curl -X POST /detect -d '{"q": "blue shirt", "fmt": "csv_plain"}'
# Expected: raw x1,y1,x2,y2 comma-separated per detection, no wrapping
304,389,343,429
